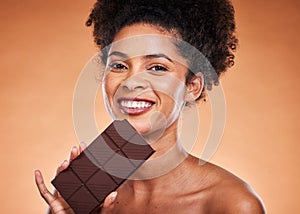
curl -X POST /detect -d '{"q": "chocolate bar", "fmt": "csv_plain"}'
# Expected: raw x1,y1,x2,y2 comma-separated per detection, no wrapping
51,120,155,214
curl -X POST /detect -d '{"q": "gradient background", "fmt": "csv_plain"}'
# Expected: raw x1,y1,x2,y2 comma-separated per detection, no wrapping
1,0,299,213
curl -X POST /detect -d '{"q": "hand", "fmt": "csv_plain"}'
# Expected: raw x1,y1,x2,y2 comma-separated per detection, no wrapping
35,146,118,214
35,146,82,214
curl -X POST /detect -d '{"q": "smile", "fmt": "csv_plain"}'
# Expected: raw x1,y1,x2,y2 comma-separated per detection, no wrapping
118,99,155,115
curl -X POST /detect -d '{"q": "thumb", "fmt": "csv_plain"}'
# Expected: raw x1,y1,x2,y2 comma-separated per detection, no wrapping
100,192,117,213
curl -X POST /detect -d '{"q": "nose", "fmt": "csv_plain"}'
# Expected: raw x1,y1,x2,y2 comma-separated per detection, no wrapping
121,72,150,91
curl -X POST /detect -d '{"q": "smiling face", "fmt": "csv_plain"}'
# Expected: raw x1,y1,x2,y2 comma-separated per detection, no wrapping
102,23,201,140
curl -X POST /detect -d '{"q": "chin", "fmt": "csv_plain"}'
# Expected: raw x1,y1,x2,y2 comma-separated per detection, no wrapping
127,119,152,134
129,118,167,142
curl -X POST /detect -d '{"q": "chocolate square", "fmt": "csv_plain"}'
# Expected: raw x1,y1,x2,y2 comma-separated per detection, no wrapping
122,135,155,160
51,168,82,200
87,134,117,166
67,186,99,214
103,153,136,179
85,170,118,202
70,152,99,182
105,120,136,143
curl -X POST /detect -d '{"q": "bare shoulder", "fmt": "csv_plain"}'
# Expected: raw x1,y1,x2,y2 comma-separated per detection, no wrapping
193,160,266,213
214,174,266,214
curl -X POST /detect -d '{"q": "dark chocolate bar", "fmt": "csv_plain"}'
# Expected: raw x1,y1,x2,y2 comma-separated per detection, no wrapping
51,120,155,214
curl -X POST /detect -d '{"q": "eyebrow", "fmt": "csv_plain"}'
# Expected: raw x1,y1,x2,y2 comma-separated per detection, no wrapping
108,51,129,58
108,51,174,63
143,54,173,63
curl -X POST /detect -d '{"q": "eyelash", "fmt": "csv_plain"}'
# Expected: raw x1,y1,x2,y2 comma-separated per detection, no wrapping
148,65,168,72
108,63,128,72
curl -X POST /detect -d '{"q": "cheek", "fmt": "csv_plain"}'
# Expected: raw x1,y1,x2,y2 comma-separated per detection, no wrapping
152,76,186,103
103,74,119,99
148,64,188,102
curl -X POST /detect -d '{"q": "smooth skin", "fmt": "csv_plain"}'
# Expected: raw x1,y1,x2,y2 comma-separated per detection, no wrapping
35,23,265,213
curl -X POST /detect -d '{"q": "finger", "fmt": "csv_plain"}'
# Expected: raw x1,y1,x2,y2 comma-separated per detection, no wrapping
69,146,79,162
56,160,69,175
52,188,59,198
53,160,68,199
79,142,87,153
35,170,56,205
100,192,117,214
102,192,117,209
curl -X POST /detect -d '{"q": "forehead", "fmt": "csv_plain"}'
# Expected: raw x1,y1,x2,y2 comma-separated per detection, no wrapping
108,35,187,65
108,24,187,64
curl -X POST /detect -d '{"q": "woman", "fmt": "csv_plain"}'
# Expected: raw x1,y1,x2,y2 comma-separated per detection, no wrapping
35,0,265,213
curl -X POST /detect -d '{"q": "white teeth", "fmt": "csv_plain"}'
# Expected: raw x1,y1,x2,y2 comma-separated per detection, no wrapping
120,100,152,109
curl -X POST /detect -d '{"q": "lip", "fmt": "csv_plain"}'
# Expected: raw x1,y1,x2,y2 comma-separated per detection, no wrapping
117,97,155,115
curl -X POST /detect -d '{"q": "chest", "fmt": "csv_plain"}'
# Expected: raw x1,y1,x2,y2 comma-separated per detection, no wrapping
110,192,209,214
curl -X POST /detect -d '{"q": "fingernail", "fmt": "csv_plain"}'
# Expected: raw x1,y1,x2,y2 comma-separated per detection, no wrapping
61,160,68,166
110,192,117,203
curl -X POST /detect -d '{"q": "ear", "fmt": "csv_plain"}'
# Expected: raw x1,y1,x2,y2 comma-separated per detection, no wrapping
184,72,204,102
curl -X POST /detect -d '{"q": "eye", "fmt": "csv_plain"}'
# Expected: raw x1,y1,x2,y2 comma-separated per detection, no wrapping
149,65,168,72
108,62,128,72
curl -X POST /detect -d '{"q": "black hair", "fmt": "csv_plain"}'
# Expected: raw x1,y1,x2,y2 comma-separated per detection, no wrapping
86,0,238,100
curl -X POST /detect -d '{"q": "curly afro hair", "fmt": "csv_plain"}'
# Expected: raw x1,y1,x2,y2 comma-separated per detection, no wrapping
86,0,238,101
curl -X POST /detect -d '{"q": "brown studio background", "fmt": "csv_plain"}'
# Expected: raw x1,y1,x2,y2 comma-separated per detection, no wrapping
0,0,299,213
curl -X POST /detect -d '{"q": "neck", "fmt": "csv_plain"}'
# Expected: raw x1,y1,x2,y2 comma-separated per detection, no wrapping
131,120,188,178
125,152,195,196
127,129,191,195
130,139,188,180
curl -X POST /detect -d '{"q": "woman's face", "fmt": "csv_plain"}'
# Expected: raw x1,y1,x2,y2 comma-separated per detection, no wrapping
102,23,194,139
